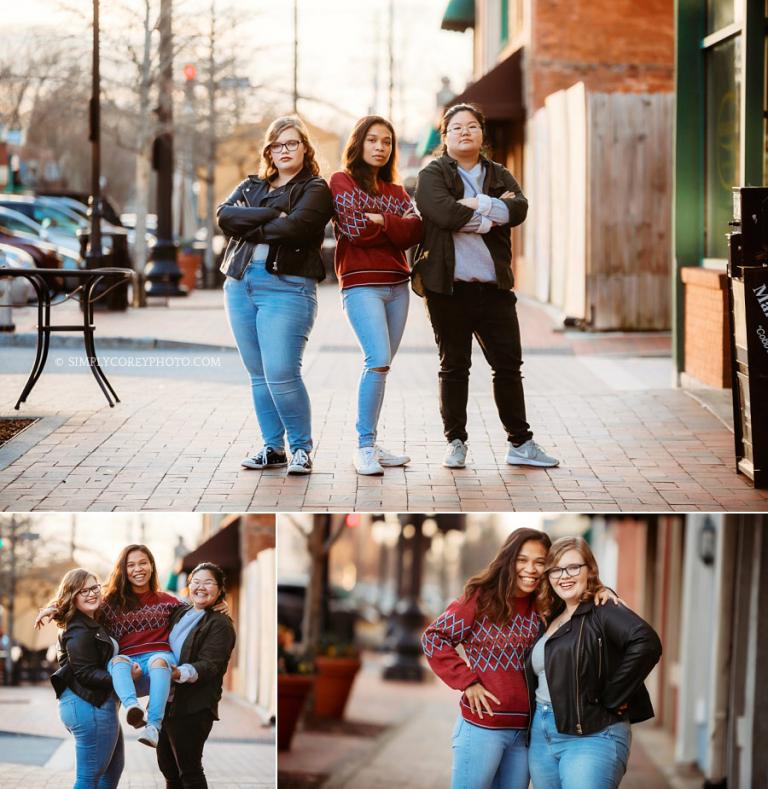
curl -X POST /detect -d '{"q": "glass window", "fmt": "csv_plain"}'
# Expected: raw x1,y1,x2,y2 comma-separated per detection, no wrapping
32,205,80,231
705,36,741,258
707,0,735,34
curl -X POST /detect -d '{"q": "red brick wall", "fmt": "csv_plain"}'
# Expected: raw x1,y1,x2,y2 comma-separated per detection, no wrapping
529,0,674,110
680,267,732,388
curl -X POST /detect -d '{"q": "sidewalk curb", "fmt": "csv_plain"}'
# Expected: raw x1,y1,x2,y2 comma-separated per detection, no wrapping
0,333,238,353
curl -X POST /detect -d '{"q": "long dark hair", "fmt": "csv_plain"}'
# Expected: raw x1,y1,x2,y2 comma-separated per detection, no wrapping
103,544,160,611
188,562,227,606
342,115,399,195
440,101,489,157
463,528,551,624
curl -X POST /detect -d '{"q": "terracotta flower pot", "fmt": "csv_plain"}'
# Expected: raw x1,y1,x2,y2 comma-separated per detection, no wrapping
177,250,202,292
277,673,315,751
313,655,362,719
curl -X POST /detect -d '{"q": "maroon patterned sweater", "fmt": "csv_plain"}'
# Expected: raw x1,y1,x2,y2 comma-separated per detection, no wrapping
102,591,182,656
422,592,540,729
329,170,422,289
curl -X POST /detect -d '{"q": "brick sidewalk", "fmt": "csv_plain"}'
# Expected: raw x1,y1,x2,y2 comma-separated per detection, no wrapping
279,652,682,789
0,684,274,788
1,288,765,513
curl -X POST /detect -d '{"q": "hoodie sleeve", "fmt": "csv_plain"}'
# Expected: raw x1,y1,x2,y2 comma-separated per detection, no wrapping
421,594,481,691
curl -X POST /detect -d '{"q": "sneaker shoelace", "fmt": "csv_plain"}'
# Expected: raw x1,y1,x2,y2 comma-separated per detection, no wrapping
293,449,309,465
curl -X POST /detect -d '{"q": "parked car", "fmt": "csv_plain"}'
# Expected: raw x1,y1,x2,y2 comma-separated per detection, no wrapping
0,243,36,304
36,190,122,227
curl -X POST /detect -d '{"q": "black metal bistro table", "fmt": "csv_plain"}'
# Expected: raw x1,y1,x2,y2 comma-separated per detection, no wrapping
0,267,135,409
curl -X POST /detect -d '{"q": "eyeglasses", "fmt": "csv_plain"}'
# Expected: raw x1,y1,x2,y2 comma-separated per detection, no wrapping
446,124,482,135
269,140,302,154
77,583,102,598
189,580,219,589
547,564,586,581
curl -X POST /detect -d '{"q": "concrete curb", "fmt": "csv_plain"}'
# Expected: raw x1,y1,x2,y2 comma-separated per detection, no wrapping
0,333,238,353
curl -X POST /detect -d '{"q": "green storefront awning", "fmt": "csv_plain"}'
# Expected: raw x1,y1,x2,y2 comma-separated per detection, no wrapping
441,0,475,32
417,126,442,157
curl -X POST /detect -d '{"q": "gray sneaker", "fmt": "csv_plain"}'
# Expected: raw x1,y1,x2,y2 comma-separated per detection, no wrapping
443,439,468,468
287,448,313,475
138,723,159,748
505,439,559,468
373,445,410,467
354,447,384,476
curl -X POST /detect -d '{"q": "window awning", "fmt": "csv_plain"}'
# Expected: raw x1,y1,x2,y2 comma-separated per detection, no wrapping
181,520,241,573
448,49,524,121
417,126,442,157
441,0,475,32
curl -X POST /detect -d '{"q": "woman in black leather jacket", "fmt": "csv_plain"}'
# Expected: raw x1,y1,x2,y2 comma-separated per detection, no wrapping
49,568,124,788
156,562,236,789
217,115,333,476
526,537,662,788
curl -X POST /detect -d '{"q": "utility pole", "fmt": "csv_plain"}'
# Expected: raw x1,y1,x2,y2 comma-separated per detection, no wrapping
387,0,394,122
204,0,217,288
292,0,299,113
85,0,104,270
4,516,17,685
145,0,186,297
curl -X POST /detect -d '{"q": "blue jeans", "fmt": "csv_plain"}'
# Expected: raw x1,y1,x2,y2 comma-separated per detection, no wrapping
528,704,631,789
224,262,318,452
451,716,529,789
108,649,175,730
342,283,409,447
58,688,124,789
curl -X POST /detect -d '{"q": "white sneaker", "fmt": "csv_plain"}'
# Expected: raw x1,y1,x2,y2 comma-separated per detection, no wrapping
505,439,559,468
374,445,410,467
354,447,384,475
443,439,468,468
287,448,313,475
138,723,159,748
125,704,146,729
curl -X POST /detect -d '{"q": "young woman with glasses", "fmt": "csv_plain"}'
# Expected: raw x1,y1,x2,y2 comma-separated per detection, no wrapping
526,537,662,788
422,529,618,789
49,569,125,788
413,102,558,471
217,116,334,475
329,116,423,475
157,562,236,788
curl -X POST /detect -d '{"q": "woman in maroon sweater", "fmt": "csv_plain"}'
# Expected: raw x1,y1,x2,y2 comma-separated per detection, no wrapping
422,528,617,789
329,116,423,476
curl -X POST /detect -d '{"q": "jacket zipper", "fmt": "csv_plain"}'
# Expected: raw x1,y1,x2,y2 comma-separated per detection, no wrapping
598,636,603,679
575,617,585,734
272,184,296,273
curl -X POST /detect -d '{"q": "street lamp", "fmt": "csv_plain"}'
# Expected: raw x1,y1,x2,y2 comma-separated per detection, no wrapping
144,0,186,297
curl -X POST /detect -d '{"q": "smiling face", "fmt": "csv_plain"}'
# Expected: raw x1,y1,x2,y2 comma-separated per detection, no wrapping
444,109,484,160
514,539,548,596
74,574,102,617
125,549,153,594
548,548,588,605
269,125,305,179
188,568,220,610
362,123,393,171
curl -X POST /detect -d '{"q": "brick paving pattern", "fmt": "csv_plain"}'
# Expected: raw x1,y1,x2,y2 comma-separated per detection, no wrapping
1,289,766,513
0,685,274,788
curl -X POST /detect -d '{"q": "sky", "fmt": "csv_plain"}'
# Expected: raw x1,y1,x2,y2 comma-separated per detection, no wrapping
9,0,474,141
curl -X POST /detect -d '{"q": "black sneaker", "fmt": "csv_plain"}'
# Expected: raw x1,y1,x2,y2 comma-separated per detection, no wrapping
287,448,313,475
241,447,288,470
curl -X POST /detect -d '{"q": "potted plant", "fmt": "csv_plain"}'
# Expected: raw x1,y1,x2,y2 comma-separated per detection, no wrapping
312,638,362,720
177,239,202,292
277,626,315,751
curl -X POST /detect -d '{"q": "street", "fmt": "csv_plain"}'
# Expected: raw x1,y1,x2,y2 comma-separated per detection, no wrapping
0,684,274,788
1,287,766,513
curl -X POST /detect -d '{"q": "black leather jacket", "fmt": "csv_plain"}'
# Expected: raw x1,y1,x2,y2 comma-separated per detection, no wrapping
50,611,116,708
166,604,236,720
217,166,333,281
525,600,662,736
412,153,528,296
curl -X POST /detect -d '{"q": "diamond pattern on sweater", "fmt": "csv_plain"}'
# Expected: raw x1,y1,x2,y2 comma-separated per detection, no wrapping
421,610,471,657
103,600,178,640
464,613,539,672
334,185,414,238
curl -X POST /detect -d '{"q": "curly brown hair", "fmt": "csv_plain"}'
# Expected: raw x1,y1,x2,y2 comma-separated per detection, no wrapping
463,528,551,624
50,568,101,629
342,115,399,195
258,116,320,182
536,536,603,624
103,544,159,611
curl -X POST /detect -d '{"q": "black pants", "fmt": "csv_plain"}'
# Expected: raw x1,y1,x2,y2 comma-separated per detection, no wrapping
424,283,533,445
156,710,214,789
